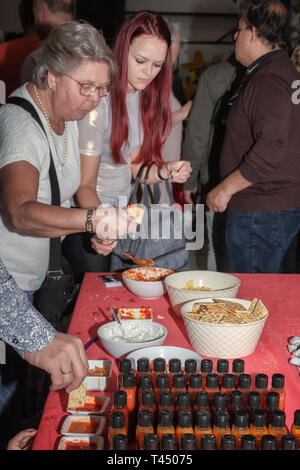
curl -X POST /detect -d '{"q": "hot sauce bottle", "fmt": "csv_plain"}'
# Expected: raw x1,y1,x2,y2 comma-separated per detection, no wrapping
212,410,231,449
291,409,300,449
217,359,229,388
265,391,280,424
168,358,181,387
118,358,132,389
237,373,252,408
184,359,197,387
112,390,128,431
108,411,127,449
221,374,236,404
138,374,153,404
152,358,166,388
161,433,178,450
176,392,192,417
136,409,154,450
241,434,256,450
205,373,219,408
194,410,213,449
121,372,137,436
112,433,128,450
176,411,194,449
211,392,227,423
136,358,150,386
139,390,156,425
157,410,175,445
155,374,170,404
232,359,245,387
221,434,237,450
171,374,186,404
247,391,262,421
158,390,174,414
261,434,277,450
249,409,268,449
200,359,213,388
231,409,250,450
281,434,297,450
254,373,268,409
143,433,160,450
193,390,210,415
201,434,217,450
181,433,197,450
270,373,286,411
187,373,202,405
228,390,244,426
268,409,288,449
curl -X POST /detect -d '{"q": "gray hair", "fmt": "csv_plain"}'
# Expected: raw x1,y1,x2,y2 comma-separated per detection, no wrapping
163,17,181,43
33,21,116,88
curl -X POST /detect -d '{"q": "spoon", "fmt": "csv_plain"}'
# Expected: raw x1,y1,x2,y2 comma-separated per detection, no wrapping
111,307,127,337
113,247,155,266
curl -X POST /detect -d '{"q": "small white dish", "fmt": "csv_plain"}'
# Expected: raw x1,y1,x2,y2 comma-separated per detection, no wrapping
61,415,106,437
57,435,104,450
127,345,202,369
83,360,113,392
67,395,110,416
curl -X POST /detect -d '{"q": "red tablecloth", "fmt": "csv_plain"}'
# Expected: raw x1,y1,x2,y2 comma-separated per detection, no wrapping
32,273,300,450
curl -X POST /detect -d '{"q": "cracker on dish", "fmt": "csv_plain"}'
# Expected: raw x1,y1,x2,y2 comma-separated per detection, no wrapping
67,383,87,409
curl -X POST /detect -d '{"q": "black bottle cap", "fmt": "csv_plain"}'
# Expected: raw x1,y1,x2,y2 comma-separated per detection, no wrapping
238,373,251,389
270,409,286,428
181,433,197,450
247,391,261,408
233,409,249,428
138,409,153,427
169,358,181,373
119,358,132,374
241,434,256,450
221,434,236,450
177,392,191,409
213,392,227,409
156,374,169,389
266,391,280,409
159,409,174,427
215,410,230,428
114,390,127,407
154,357,166,373
111,411,125,429
281,434,297,450
217,359,229,373
252,409,267,428
201,359,213,373
230,390,244,408
184,359,197,374
201,434,217,450
159,390,173,407
206,373,219,389
189,373,202,389
161,434,178,450
137,358,149,372
271,373,285,389
140,374,153,390
122,372,136,389
195,410,211,429
141,390,155,406
143,433,160,450
195,390,209,408
222,373,235,389
172,373,186,389
293,409,300,426
255,373,268,389
112,434,128,450
261,434,277,450
177,410,193,428
232,359,245,373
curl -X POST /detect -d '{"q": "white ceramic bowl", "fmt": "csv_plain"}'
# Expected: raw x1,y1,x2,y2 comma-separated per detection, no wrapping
97,320,168,358
164,270,241,317
127,345,202,370
82,360,113,392
122,267,174,299
181,298,269,358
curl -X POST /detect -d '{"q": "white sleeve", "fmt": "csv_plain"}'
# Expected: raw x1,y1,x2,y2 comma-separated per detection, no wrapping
78,97,109,156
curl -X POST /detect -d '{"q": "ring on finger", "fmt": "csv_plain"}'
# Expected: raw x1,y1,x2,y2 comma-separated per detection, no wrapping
61,370,73,375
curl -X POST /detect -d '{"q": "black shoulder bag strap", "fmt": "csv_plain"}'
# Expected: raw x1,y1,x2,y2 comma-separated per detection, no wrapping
6,96,63,278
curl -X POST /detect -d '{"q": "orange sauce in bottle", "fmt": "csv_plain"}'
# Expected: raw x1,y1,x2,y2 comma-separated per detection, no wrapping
237,373,251,408
220,374,236,405
136,409,154,450
193,390,209,415
268,410,288,449
158,390,174,415
175,411,194,449
291,409,300,449
216,359,229,388
265,391,280,425
168,358,181,388
231,410,250,450
231,359,245,387
138,374,153,404
152,358,166,388
200,359,213,388
118,358,132,389
254,373,268,409
108,411,127,449
157,410,175,445
171,374,186,405
139,390,156,425
249,409,268,449
111,390,129,431
175,392,192,417
204,373,219,408
194,410,212,450
212,410,231,449
269,373,286,411
136,358,150,386
155,374,170,404
184,359,197,387
187,373,202,405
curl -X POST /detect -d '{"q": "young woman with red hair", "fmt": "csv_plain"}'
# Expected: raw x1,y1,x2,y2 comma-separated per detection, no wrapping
62,11,191,278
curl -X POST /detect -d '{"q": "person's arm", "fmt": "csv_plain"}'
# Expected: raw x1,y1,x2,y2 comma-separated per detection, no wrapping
171,100,193,127
75,154,102,209
131,153,192,185
206,169,252,212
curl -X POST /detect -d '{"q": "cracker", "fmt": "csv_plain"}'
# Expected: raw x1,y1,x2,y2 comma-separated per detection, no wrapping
213,298,247,311
250,299,268,320
197,312,224,323
68,383,87,409
127,204,145,224
220,314,244,324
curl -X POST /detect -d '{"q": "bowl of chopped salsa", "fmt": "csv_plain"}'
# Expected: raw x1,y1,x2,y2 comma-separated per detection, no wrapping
122,267,174,299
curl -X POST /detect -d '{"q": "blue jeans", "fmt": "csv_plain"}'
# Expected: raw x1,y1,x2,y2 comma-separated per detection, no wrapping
226,208,300,273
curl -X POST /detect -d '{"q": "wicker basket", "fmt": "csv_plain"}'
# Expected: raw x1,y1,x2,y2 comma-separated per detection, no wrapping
164,270,241,317
181,298,268,358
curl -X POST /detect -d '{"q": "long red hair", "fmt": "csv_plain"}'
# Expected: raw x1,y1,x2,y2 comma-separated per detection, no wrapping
110,11,172,166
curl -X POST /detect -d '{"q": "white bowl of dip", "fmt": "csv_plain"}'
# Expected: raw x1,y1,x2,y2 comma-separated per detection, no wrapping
97,320,168,358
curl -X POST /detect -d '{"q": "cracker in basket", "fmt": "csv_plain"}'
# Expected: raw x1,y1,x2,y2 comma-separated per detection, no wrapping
213,298,247,311
220,314,244,324
239,299,267,322
67,383,87,409
185,312,203,320
197,312,225,323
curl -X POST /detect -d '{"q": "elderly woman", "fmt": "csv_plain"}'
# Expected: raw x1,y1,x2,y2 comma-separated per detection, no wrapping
0,21,136,300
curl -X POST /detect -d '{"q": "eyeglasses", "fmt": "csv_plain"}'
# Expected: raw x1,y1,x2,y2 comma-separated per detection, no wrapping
66,74,110,97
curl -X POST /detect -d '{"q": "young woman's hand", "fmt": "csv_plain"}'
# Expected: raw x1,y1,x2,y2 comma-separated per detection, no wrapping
164,161,192,183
